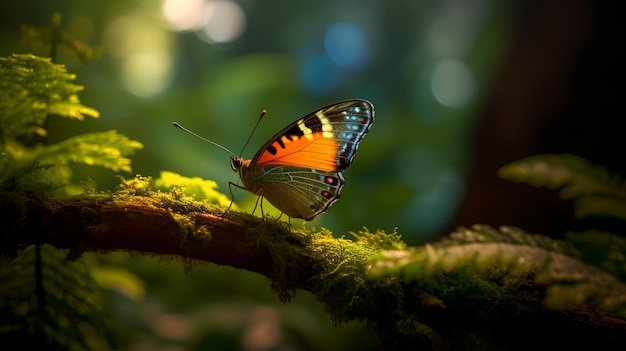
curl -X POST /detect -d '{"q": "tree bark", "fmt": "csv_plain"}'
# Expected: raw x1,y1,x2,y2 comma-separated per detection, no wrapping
12,197,276,279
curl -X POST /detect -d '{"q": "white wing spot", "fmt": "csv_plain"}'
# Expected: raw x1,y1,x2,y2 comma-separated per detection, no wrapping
297,118,314,140
317,111,334,139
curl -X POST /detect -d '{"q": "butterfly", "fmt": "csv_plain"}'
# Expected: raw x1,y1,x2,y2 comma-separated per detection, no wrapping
173,99,374,220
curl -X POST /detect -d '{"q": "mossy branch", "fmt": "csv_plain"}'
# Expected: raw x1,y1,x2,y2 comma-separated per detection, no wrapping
2,187,625,350
10,197,276,281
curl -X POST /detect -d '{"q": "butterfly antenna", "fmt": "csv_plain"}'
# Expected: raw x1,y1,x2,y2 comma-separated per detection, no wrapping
172,122,236,156
238,109,267,157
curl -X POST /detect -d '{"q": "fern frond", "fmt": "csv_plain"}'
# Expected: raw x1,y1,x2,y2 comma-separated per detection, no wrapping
371,224,626,313
1,54,143,191
498,154,626,198
0,245,114,350
3,131,143,190
572,195,626,221
566,230,626,281
40,130,143,172
498,154,626,220
0,54,99,140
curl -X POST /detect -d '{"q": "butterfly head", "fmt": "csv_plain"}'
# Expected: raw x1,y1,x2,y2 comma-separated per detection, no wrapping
230,156,250,172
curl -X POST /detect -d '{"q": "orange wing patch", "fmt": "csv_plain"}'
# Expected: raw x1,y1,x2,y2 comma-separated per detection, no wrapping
256,132,338,172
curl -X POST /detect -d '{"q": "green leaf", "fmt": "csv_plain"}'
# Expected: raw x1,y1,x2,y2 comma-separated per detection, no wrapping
3,131,143,188
39,130,143,172
0,54,99,140
0,53,143,192
498,154,626,221
566,230,626,281
371,224,626,313
0,245,114,350
497,154,626,199
573,195,626,220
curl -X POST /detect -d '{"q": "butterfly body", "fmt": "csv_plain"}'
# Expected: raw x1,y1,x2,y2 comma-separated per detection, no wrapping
232,99,374,220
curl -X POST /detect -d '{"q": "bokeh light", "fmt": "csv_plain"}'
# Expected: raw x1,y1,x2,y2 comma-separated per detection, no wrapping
300,54,342,96
430,58,475,108
104,14,176,97
162,0,246,43
324,23,369,69
196,0,246,43
299,22,370,96
162,0,206,32
121,52,174,98
8,0,616,348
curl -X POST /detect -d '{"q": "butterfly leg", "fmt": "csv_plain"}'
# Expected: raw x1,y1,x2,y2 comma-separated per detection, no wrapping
224,181,247,218
227,182,269,221
252,195,264,220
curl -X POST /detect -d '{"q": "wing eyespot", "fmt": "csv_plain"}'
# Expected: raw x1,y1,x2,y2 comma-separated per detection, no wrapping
320,190,333,199
324,175,340,185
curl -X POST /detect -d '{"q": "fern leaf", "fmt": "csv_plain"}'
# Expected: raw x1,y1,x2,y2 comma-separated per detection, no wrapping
42,130,143,172
3,131,143,188
0,245,114,350
42,130,142,175
573,195,626,221
498,154,626,221
566,230,626,281
371,224,626,313
0,54,99,140
497,154,626,199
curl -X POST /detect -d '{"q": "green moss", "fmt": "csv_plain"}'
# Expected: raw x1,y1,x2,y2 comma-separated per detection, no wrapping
244,217,307,301
304,228,407,330
350,227,406,250
112,176,220,246
154,171,232,207
113,174,218,216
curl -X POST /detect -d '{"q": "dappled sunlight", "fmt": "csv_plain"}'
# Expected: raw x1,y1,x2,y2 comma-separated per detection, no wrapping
324,23,369,69
121,52,174,97
196,0,246,43
162,0,206,32
3,0,508,237
431,58,475,108
299,22,371,96
104,13,175,97
2,0,623,349
162,0,246,43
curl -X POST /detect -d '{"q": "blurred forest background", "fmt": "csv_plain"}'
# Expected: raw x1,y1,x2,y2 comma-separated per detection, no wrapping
1,0,623,350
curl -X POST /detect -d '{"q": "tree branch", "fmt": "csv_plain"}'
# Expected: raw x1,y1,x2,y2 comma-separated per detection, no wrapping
2,192,625,350
28,199,276,278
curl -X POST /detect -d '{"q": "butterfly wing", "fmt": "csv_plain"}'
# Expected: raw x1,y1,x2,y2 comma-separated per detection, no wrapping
241,165,345,220
251,99,374,172
240,99,374,220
